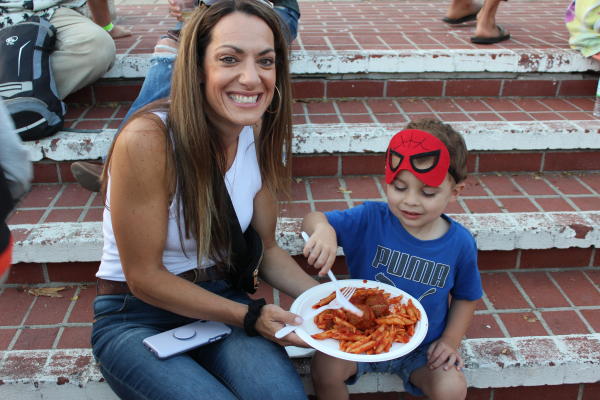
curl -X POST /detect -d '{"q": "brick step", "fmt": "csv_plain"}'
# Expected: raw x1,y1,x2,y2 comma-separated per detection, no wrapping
67,75,599,104
1,259,599,397
1,334,598,398
101,2,600,79
64,1,600,104
26,96,600,183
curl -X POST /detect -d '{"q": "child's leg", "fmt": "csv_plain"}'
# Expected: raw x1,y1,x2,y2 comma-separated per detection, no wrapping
409,364,467,400
311,351,356,400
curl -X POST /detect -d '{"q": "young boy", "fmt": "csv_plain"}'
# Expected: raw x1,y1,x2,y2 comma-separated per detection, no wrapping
302,119,482,400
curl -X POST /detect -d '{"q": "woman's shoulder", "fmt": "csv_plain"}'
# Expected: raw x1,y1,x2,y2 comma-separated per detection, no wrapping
111,114,172,182
116,114,169,154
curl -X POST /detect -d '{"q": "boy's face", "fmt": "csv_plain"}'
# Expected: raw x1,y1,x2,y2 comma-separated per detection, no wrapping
386,170,464,237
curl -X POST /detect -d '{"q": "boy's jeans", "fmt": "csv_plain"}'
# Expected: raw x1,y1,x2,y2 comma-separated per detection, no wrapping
120,7,299,128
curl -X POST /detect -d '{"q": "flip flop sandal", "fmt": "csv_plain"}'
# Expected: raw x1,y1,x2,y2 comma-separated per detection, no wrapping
470,25,511,45
442,10,480,25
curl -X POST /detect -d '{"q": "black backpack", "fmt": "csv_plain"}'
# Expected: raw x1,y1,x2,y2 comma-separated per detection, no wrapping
0,16,66,141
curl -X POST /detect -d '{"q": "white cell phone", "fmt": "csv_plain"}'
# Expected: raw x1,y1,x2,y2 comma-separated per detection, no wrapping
142,320,231,359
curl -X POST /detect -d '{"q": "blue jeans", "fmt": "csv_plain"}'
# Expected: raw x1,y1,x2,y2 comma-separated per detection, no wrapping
119,7,300,129
91,280,307,400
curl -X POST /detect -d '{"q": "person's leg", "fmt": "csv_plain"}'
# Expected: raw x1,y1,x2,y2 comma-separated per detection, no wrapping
191,280,308,400
311,351,356,400
120,37,178,128
193,326,307,400
86,0,132,39
410,364,468,400
444,0,481,22
273,6,300,44
92,294,239,399
70,162,103,192
49,8,116,99
473,0,508,39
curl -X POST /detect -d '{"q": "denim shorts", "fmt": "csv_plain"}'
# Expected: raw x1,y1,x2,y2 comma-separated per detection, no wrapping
347,343,430,396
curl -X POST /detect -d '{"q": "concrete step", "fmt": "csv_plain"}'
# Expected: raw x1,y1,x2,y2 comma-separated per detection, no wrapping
103,2,600,80
25,119,600,163
1,334,598,397
8,210,600,264
62,1,600,105
25,95,600,184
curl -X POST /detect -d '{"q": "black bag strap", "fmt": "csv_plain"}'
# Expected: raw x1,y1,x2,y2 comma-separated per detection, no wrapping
222,187,263,293
224,189,248,270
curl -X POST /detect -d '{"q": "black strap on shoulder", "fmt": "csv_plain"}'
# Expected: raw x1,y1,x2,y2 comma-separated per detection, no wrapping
223,186,263,293
224,190,248,270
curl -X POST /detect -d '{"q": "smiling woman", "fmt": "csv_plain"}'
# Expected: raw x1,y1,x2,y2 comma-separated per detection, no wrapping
90,1,318,399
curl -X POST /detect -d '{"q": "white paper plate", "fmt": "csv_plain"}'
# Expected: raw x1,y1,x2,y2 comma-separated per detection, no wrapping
289,279,429,362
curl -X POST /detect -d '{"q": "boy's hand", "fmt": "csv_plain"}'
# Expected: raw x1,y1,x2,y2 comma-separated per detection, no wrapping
426,338,464,371
303,225,337,276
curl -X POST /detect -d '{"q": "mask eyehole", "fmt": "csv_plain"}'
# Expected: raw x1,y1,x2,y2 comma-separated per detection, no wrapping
410,150,440,173
388,150,404,172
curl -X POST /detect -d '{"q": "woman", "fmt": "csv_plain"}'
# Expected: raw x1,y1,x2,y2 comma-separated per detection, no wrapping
91,1,317,398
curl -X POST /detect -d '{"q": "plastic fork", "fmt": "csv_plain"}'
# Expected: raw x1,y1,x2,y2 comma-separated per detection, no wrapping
274,286,357,339
301,231,364,318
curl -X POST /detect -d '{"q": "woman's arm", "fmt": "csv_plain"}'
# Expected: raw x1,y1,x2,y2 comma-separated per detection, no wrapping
251,186,319,298
109,117,248,327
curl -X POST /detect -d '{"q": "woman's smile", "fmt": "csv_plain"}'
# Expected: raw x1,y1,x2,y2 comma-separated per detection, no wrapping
228,92,260,105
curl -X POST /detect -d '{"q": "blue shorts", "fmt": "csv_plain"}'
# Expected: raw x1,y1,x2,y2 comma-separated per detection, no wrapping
346,343,429,397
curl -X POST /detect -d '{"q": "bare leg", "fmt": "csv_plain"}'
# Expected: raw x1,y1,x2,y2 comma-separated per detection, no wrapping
86,0,132,39
311,352,356,400
410,364,468,400
474,0,507,39
445,0,481,21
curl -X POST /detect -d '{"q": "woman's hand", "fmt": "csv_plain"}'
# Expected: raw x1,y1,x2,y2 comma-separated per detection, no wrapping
303,224,338,276
254,304,310,347
426,338,464,371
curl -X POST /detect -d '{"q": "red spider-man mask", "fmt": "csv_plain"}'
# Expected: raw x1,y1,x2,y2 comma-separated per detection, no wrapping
385,129,451,187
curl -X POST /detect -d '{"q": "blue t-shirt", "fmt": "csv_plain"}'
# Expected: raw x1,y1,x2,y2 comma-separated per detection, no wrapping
325,202,483,345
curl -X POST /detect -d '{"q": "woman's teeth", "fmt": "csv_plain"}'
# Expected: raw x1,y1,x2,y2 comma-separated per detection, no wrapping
230,94,258,103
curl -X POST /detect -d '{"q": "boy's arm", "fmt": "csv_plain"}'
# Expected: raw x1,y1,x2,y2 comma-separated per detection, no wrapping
427,298,478,370
302,212,338,276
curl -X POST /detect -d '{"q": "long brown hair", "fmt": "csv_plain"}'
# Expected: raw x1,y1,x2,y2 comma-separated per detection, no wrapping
105,0,293,267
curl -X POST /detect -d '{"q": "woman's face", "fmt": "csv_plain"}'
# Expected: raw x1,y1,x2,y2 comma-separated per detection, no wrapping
203,11,276,134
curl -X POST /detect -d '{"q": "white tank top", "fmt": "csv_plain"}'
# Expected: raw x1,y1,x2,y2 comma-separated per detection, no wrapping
96,119,262,281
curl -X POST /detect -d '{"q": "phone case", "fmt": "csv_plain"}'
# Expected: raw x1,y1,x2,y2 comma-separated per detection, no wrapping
143,320,231,359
